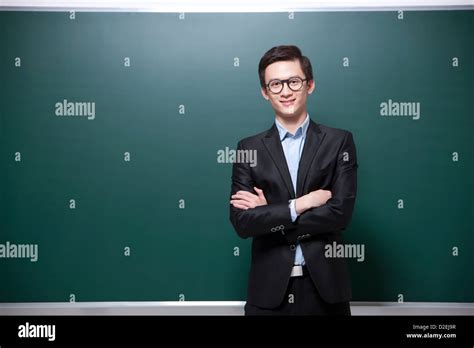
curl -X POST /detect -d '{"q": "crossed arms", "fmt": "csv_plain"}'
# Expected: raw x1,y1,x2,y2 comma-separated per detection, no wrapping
229,131,358,243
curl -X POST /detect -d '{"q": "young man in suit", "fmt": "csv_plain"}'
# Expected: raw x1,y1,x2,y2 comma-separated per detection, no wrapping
229,45,358,315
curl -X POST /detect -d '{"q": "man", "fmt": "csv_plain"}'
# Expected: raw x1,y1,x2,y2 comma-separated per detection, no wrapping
229,45,358,315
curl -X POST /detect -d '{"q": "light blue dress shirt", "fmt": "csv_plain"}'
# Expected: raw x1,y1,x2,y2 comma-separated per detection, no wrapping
275,113,310,266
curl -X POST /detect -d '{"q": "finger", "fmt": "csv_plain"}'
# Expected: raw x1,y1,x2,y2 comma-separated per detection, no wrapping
231,201,250,210
254,187,266,198
230,199,253,206
236,190,258,197
233,191,259,200
232,194,256,205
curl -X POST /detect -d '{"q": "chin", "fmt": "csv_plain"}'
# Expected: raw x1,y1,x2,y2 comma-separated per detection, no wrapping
276,111,297,119
282,108,301,116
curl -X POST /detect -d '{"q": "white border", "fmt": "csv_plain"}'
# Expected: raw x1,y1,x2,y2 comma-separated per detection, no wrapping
0,0,472,316
0,6,473,12
0,301,473,315
0,0,473,11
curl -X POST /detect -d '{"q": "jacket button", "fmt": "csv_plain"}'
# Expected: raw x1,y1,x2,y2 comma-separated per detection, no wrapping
290,244,296,251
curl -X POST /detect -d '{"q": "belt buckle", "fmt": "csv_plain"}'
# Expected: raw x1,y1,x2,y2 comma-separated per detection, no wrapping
290,265,303,277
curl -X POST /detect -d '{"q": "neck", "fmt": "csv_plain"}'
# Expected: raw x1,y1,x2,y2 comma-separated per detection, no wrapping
275,110,308,134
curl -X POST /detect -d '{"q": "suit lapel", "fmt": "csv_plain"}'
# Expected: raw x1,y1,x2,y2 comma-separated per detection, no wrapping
261,119,326,199
262,124,295,198
296,120,326,197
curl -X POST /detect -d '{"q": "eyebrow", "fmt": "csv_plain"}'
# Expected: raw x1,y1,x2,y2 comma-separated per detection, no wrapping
268,76,302,81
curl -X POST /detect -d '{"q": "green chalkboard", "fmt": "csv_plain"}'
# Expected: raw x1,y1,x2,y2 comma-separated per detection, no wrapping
0,10,472,303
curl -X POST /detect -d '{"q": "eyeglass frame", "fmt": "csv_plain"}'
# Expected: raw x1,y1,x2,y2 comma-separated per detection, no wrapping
265,77,309,94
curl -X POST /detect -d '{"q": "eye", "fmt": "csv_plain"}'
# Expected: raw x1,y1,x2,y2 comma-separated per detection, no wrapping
289,78,301,85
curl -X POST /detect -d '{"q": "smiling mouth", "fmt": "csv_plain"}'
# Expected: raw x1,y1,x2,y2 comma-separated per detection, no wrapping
281,99,296,106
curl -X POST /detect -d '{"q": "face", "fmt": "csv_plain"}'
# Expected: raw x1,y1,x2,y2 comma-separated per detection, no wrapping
261,59,315,120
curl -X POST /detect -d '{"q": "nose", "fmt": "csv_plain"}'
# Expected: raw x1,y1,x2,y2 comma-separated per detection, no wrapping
281,81,293,96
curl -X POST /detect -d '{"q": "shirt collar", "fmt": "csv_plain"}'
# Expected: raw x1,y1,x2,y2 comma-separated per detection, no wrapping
275,113,310,141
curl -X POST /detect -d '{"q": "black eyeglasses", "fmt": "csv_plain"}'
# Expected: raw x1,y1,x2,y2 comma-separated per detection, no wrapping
266,77,308,94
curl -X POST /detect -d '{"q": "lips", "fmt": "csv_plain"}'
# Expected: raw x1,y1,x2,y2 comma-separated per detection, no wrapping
281,99,295,106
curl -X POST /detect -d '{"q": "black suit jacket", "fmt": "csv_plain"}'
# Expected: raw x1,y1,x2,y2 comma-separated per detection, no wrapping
229,119,358,309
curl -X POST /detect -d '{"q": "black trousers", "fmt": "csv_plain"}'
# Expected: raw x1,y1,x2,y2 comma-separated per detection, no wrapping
244,266,351,316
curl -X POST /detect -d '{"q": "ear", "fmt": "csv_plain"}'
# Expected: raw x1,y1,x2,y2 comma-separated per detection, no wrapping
260,87,270,100
307,79,316,94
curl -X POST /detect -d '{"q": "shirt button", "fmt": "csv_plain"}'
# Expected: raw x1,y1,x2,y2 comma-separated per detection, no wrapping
290,244,296,251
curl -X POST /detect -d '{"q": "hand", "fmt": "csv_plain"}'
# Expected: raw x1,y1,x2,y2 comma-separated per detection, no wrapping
295,189,332,214
230,187,268,210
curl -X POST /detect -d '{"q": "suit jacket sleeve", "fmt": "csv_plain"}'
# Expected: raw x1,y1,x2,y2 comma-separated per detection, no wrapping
229,140,297,239
285,131,358,243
